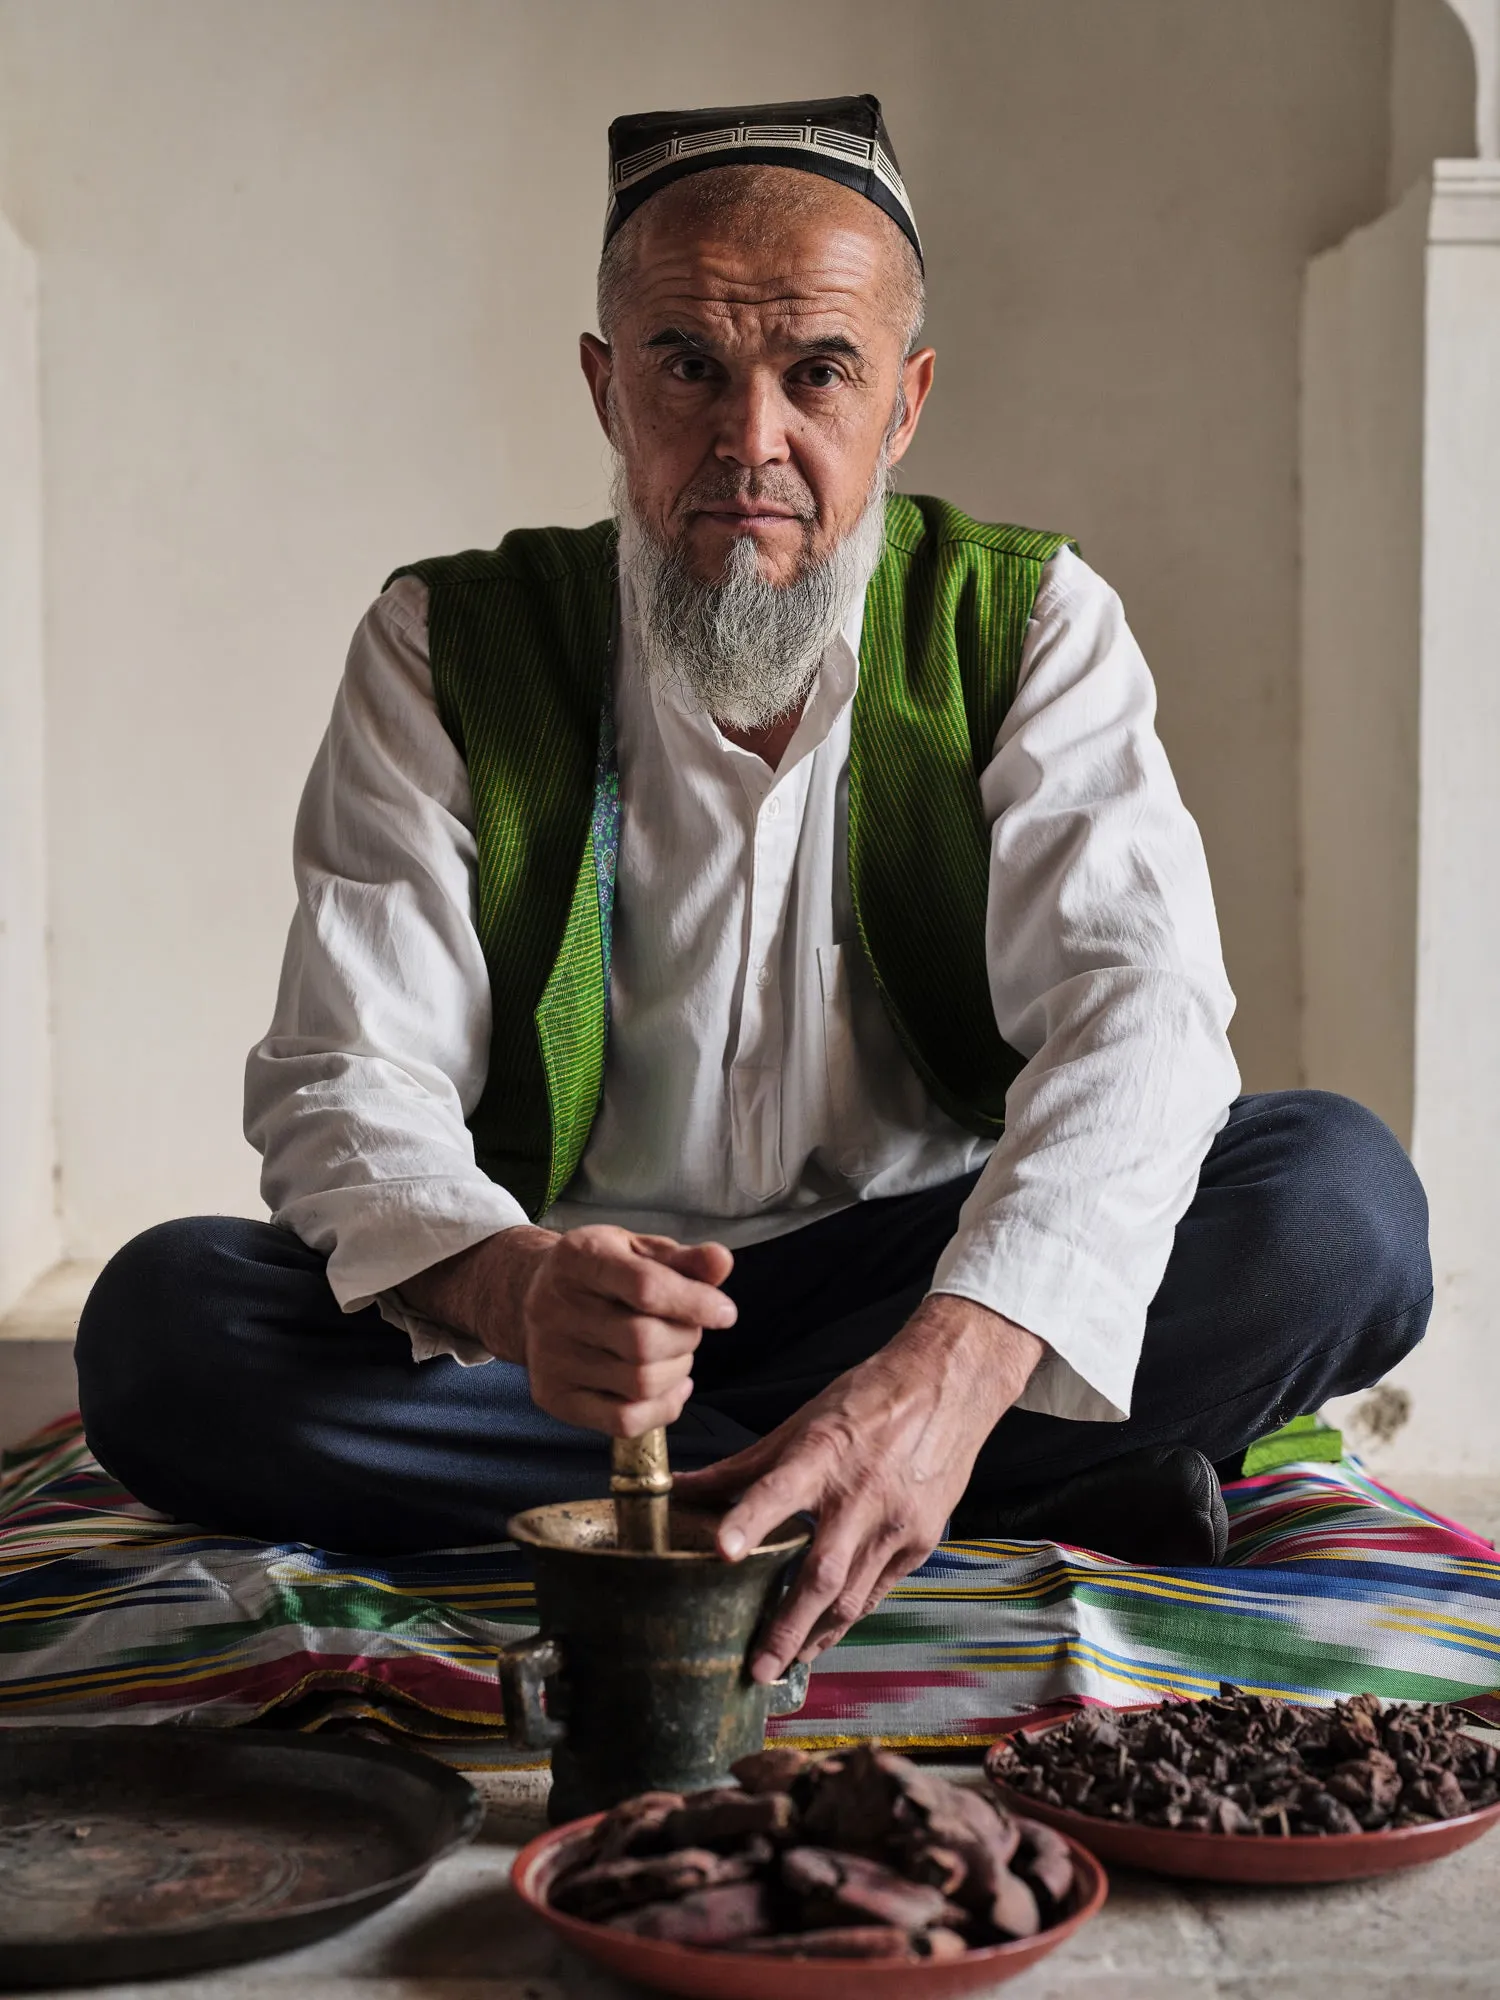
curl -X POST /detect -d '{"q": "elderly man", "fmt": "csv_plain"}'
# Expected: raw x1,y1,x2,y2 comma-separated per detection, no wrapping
78,96,1430,1686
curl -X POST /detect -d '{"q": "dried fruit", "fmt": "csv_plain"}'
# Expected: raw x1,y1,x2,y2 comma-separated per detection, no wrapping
991,1692,1496,1837
547,1738,1077,1957
590,1789,684,1862
552,1847,749,1921
610,1880,772,1945
659,1789,794,1850
780,1846,957,1932
731,1746,809,1795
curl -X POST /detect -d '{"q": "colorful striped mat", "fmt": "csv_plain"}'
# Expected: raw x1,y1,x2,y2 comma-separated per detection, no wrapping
1,1416,1496,1754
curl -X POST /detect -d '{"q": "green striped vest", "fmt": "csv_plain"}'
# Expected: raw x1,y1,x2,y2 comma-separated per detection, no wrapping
390,493,1071,1218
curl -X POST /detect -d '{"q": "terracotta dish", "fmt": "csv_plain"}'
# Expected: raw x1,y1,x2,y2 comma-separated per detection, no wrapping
984,1721,1500,1885
511,1811,1109,1999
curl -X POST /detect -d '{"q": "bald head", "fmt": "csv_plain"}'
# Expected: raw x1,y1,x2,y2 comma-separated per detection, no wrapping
597,165,925,354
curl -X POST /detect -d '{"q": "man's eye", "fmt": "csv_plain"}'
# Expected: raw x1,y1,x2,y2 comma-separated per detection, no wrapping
797,363,842,389
670,355,714,383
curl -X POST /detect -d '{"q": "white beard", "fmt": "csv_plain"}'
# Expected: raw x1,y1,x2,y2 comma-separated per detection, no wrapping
615,468,891,732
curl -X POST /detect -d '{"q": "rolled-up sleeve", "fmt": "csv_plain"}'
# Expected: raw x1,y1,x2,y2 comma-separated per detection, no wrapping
929,547,1241,1420
244,576,526,1358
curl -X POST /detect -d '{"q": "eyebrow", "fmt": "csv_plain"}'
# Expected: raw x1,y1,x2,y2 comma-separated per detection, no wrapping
641,326,867,362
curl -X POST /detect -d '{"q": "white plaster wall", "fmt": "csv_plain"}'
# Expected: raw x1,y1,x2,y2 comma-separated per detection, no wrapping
0,0,1408,1256
1403,162,1500,1470
1307,159,1500,1475
1390,0,1482,198
896,1,1393,1106
0,204,59,1312
1300,180,1429,1144
1444,0,1500,153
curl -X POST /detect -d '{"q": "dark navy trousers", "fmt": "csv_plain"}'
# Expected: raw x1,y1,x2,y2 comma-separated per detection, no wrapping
75,1092,1432,1554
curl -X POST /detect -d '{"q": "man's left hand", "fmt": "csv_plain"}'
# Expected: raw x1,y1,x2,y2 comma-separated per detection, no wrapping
670,1296,1043,1682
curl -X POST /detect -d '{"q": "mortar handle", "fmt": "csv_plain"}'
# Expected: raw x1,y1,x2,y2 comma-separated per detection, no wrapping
768,1657,812,1717
610,1428,672,1499
497,1633,566,1750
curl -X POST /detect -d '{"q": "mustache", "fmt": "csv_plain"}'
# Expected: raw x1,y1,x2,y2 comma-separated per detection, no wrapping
671,466,818,524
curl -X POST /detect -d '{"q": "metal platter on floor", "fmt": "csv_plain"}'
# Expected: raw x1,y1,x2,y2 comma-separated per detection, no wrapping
0,1727,481,1987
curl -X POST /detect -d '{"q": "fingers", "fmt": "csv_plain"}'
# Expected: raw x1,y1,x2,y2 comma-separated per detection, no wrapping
862,1547,922,1621
747,1515,882,1683
570,1350,696,1405
750,1526,933,1683
554,1377,697,1438
713,1420,847,1560
798,1545,921,1658
558,1230,738,1332
522,1229,739,1435
636,1235,735,1288
573,1308,703,1368
670,1433,784,1504
529,1324,698,1433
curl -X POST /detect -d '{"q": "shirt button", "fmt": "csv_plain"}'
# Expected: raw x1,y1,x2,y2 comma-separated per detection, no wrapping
765,795,782,819
755,966,772,989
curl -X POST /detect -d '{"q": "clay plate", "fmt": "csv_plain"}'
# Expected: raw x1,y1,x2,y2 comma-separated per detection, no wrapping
511,1811,1108,1999
984,1719,1500,1884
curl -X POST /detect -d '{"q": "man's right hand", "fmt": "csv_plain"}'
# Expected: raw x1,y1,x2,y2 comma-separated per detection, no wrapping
399,1225,736,1435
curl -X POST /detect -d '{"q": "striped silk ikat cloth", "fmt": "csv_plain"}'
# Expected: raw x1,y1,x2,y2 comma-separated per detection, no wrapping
1,1417,1496,1753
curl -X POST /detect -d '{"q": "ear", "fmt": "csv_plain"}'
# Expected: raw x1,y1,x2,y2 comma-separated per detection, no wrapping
580,333,615,440
886,347,936,467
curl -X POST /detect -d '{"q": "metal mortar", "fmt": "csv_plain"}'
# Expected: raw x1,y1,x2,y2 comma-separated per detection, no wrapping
497,1497,811,1823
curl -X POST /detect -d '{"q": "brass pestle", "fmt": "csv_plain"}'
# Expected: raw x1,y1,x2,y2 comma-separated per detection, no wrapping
610,1426,672,1552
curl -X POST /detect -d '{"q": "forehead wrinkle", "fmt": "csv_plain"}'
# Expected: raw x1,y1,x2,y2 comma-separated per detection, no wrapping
631,272,882,312
639,320,868,368
627,283,885,357
628,223,888,304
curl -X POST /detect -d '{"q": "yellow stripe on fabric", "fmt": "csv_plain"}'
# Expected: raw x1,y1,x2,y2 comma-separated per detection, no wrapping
895,1571,1260,1610
1269,1547,1500,1581
1374,1611,1500,1650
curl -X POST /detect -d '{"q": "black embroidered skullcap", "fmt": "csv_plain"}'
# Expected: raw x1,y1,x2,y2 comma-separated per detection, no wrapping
605,93,922,267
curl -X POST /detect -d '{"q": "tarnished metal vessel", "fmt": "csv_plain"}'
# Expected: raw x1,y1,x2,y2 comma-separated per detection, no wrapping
498,1497,811,1822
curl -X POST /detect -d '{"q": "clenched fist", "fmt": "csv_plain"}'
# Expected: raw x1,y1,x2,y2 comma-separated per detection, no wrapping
399,1223,737,1435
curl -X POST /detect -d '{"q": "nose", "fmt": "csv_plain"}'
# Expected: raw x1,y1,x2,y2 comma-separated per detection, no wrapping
714,369,792,470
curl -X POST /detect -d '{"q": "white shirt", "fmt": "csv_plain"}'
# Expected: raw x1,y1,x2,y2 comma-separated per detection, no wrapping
245,543,1239,1422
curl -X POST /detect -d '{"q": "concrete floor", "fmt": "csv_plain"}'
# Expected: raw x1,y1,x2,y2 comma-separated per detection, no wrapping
6,1269,1500,1997
29,1753,1500,2000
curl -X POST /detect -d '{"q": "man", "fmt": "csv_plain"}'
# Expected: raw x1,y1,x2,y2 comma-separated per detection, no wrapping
77,96,1431,1689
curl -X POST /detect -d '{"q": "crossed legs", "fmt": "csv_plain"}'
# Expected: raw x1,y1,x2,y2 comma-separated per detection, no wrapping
76,1092,1431,1553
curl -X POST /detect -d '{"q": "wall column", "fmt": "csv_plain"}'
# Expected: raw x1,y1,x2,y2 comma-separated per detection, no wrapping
0,205,60,1314
1303,147,1500,1471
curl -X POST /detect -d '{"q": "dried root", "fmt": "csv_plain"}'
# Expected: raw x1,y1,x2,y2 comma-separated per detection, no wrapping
549,1739,1077,1957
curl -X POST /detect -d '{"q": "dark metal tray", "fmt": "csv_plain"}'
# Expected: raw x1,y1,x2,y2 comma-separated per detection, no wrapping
0,1726,482,1988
